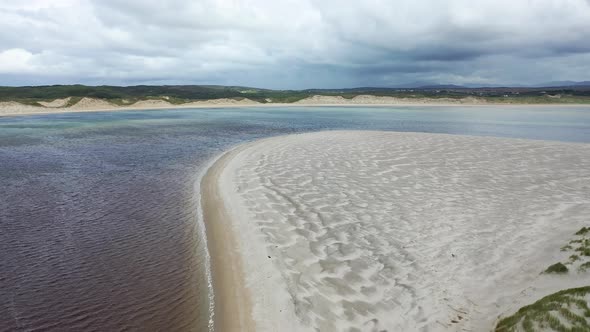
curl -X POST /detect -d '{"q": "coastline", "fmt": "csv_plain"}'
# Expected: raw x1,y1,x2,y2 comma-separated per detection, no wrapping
200,144,256,332
201,131,590,331
2,97,590,118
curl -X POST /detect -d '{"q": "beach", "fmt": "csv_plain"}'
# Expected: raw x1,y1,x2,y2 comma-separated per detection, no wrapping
1,95,589,117
202,131,590,331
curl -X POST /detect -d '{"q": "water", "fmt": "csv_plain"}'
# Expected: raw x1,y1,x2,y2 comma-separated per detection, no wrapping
0,106,589,331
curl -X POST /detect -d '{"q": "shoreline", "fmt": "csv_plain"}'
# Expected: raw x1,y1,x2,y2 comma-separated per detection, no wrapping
200,143,257,332
200,131,590,331
2,100,590,118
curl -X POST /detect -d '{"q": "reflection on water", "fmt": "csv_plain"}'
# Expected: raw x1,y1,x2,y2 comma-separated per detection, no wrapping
0,106,589,331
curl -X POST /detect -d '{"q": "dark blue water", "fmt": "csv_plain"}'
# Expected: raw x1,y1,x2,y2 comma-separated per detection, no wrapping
0,106,589,331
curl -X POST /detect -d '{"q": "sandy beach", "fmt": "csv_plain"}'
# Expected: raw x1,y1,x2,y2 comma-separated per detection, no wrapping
1,96,589,117
202,131,590,331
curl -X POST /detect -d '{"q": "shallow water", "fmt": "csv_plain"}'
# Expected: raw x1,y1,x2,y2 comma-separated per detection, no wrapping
0,106,589,331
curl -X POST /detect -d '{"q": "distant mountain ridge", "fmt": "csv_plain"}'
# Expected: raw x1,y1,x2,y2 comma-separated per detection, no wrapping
394,81,590,89
535,81,590,87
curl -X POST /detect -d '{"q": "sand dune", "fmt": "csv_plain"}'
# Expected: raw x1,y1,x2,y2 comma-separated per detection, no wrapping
0,95,587,117
1,95,589,118
38,97,71,108
0,101,48,115
128,99,174,108
294,94,486,105
208,131,590,331
0,97,261,116
69,97,117,110
183,98,260,106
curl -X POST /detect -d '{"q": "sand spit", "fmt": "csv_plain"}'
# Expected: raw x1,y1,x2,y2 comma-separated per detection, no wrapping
207,131,590,331
201,145,257,332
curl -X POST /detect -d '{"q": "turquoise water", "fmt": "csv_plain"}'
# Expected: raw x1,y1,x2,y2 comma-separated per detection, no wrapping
0,106,589,331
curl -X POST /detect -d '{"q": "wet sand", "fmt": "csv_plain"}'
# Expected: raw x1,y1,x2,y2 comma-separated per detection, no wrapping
201,144,256,332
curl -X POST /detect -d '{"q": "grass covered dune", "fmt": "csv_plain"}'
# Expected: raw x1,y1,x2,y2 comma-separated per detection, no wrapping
2,84,590,116
202,131,590,331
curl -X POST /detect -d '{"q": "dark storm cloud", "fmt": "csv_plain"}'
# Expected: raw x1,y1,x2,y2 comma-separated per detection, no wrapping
0,0,589,88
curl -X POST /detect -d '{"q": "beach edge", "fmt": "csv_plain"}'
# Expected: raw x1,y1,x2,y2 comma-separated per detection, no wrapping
2,101,590,117
200,145,256,332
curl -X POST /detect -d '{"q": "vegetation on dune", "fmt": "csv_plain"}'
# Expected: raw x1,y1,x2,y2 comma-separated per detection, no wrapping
497,227,590,331
544,262,569,274
562,244,574,251
545,226,590,274
64,96,82,107
495,286,590,332
1,84,590,105
579,262,590,273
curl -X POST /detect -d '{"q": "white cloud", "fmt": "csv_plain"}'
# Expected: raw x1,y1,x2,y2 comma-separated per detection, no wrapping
0,49,35,72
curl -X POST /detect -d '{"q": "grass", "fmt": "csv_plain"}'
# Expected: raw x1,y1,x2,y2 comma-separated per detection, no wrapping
579,262,590,272
548,226,590,273
64,96,82,108
1,84,590,105
495,286,590,332
496,228,590,331
576,227,590,236
575,247,590,257
545,263,569,274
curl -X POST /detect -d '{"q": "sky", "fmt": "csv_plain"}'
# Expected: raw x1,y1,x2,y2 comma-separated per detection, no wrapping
1,0,589,89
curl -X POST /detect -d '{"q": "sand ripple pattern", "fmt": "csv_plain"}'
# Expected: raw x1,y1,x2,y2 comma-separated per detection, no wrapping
220,131,590,331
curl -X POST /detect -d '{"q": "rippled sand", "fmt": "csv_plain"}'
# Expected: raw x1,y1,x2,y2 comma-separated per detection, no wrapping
209,131,590,331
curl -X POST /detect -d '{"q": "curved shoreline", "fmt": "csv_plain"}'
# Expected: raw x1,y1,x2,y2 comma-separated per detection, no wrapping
200,143,257,332
201,131,590,331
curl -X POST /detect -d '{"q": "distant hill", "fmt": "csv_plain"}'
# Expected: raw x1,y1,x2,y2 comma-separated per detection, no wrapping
416,84,468,89
535,81,590,87
1,84,590,105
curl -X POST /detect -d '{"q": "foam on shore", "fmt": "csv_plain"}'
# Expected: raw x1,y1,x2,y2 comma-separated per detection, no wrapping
204,131,590,331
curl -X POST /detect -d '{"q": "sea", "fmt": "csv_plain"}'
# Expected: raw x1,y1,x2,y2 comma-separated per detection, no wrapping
1,106,589,331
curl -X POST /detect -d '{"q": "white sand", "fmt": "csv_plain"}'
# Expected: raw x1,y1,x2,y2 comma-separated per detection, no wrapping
3,95,587,117
0,97,261,116
0,101,48,115
69,97,117,110
183,98,261,106
128,99,174,108
211,131,590,331
295,94,485,105
37,97,71,108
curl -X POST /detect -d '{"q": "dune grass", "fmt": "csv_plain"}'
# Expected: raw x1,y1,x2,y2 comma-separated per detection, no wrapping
495,286,590,332
579,262,590,273
1,84,590,105
546,226,590,274
498,228,590,331
545,262,569,274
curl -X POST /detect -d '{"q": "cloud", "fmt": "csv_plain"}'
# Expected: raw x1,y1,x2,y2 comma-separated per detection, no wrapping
0,0,589,88
0,49,36,72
